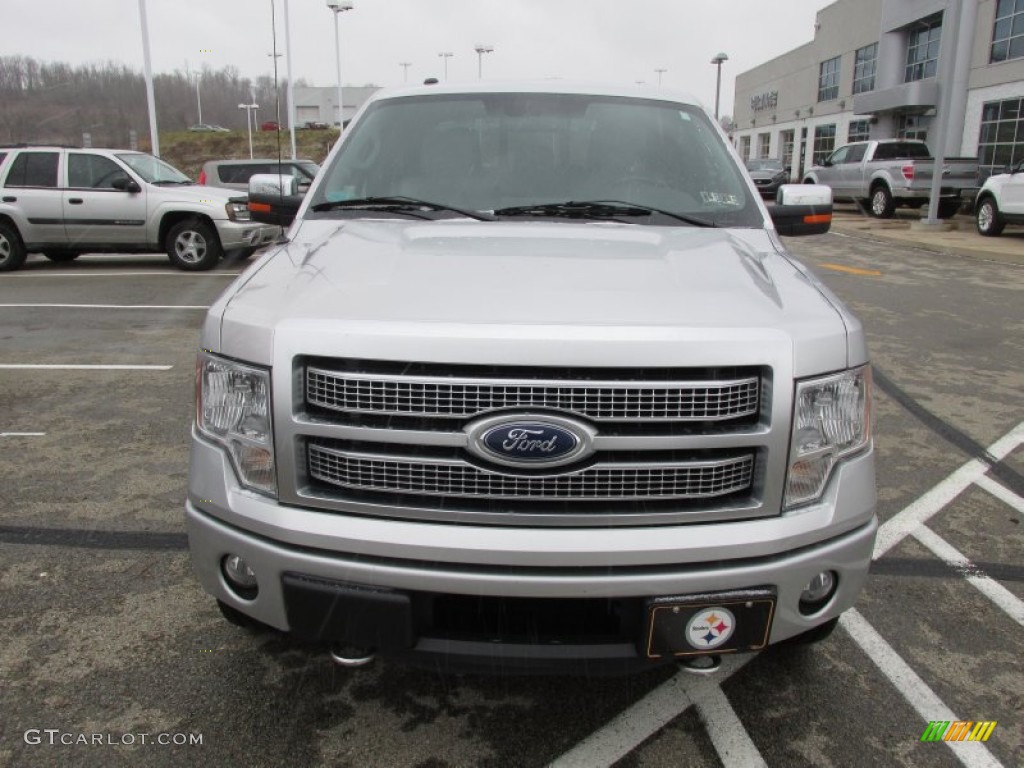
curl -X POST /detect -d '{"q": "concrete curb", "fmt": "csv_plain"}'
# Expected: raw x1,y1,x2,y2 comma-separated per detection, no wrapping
827,214,1024,267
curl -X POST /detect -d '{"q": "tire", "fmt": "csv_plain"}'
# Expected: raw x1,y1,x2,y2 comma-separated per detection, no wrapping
165,218,223,271
937,199,962,219
975,196,1005,237
869,184,895,218
0,221,27,272
42,250,80,262
781,617,839,646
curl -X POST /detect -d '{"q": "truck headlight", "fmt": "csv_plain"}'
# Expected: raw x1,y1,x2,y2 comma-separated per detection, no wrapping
226,201,251,221
196,352,276,496
784,365,871,508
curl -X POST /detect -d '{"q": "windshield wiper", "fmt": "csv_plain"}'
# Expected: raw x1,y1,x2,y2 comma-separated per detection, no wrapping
493,200,716,227
152,180,193,186
311,196,496,222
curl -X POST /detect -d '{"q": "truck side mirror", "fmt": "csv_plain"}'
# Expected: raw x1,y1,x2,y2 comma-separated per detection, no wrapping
770,184,832,236
247,173,303,227
112,177,141,194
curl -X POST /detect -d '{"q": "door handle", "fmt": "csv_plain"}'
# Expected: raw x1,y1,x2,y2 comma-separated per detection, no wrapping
2,196,15,202
68,198,84,204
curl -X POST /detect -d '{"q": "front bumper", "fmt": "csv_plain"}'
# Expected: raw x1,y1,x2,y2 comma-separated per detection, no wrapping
213,219,280,250
187,434,877,672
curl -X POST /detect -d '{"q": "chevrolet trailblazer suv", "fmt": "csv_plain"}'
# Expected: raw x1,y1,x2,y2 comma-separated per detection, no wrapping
187,82,876,674
0,145,280,271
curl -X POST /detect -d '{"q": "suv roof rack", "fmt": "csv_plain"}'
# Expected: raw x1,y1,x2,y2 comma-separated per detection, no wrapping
0,143,82,149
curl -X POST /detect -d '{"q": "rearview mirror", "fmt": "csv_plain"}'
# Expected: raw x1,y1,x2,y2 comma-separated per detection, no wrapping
248,173,303,227
769,184,832,236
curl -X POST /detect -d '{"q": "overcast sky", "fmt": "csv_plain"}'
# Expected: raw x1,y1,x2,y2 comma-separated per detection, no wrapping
8,0,829,115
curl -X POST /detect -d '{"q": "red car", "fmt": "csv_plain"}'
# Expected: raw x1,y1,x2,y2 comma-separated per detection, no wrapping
259,121,280,132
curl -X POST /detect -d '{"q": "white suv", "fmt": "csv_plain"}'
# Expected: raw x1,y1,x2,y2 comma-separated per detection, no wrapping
975,161,1024,236
0,145,280,271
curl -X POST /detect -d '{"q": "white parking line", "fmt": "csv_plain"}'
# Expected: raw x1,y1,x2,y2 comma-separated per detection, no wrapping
0,304,207,309
912,526,1024,628
874,421,1024,559
690,676,768,768
974,475,1024,515
0,364,172,370
840,610,1003,768
547,656,755,768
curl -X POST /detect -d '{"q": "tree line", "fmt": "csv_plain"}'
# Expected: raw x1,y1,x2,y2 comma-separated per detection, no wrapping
0,55,305,147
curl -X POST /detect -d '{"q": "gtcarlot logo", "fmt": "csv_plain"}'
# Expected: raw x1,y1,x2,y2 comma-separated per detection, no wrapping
23,729,203,747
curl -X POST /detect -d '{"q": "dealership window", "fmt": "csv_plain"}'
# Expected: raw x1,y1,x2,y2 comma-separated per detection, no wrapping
780,130,795,166
852,44,878,94
758,133,771,158
978,97,1024,180
812,124,837,165
739,135,751,161
847,119,871,143
905,15,942,82
991,0,1024,62
896,114,928,142
818,56,840,102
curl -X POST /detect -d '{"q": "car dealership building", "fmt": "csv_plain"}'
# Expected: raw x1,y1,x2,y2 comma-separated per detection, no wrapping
730,0,1024,182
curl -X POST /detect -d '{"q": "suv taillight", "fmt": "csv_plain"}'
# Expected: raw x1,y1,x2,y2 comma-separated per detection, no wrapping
198,169,207,185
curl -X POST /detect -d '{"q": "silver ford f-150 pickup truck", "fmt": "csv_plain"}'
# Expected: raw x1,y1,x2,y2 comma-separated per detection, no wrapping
187,82,876,674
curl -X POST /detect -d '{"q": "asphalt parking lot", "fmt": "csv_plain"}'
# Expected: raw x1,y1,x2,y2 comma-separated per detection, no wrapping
1,225,1022,767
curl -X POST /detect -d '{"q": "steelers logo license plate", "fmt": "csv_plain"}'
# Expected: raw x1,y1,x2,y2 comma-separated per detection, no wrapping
644,589,776,658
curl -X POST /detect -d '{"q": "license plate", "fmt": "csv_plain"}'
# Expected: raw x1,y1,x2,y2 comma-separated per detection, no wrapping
644,589,776,659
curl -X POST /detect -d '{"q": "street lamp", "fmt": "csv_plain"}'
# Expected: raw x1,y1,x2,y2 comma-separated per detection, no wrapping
655,67,667,86
710,52,728,120
193,72,203,125
438,51,453,80
238,101,259,158
327,1,354,129
474,44,493,79
399,62,412,82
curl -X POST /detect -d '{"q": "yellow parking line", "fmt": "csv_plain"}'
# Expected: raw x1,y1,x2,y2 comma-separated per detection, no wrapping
818,263,882,276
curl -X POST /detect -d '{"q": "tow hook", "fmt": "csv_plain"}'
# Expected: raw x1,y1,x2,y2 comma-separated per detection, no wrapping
678,654,722,675
329,645,376,668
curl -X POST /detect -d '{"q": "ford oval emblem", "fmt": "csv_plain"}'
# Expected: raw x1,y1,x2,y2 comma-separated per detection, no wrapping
466,415,595,469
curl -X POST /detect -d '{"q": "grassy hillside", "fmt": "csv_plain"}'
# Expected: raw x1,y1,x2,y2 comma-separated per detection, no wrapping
143,128,340,181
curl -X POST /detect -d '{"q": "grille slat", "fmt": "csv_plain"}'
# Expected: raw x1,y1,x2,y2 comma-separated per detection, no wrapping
308,443,754,501
307,368,760,422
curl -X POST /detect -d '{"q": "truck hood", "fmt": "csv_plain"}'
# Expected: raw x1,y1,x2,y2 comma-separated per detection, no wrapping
151,183,244,203
211,219,853,376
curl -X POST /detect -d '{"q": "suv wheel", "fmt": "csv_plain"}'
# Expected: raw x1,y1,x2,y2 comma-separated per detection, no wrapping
0,221,27,272
975,196,1006,237
869,185,895,218
166,218,223,271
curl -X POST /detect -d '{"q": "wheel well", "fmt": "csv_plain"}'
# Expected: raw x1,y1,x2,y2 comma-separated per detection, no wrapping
976,192,996,206
0,214,24,240
158,212,218,246
870,180,889,194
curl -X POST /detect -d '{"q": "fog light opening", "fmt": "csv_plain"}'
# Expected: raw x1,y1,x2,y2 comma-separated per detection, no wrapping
798,570,837,615
222,554,259,600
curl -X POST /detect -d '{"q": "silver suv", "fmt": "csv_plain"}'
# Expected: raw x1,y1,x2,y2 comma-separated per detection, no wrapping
199,158,320,194
188,82,875,674
0,146,280,271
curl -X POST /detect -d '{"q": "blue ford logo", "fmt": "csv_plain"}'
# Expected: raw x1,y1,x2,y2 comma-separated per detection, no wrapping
466,416,594,468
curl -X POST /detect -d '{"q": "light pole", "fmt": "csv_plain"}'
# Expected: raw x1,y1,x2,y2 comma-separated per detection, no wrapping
474,44,493,79
438,52,453,80
655,68,667,86
194,72,203,124
711,52,728,120
136,0,159,156
327,1,354,129
238,101,259,158
399,62,412,82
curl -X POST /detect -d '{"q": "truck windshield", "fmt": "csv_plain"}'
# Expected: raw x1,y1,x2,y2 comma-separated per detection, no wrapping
311,92,761,227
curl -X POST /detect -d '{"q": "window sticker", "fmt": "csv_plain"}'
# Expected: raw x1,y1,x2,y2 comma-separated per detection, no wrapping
700,191,741,206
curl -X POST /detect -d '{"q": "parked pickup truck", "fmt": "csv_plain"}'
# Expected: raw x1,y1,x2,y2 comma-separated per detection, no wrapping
0,145,280,271
187,81,876,675
802,139,979,219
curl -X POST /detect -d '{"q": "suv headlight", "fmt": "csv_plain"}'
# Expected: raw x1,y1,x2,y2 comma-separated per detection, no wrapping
196,352,276,496
784,365,871,508
226,201,251,221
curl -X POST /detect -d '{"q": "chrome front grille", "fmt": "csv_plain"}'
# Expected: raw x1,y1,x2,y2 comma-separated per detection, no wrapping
306,367,759,422
308,442,755,501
